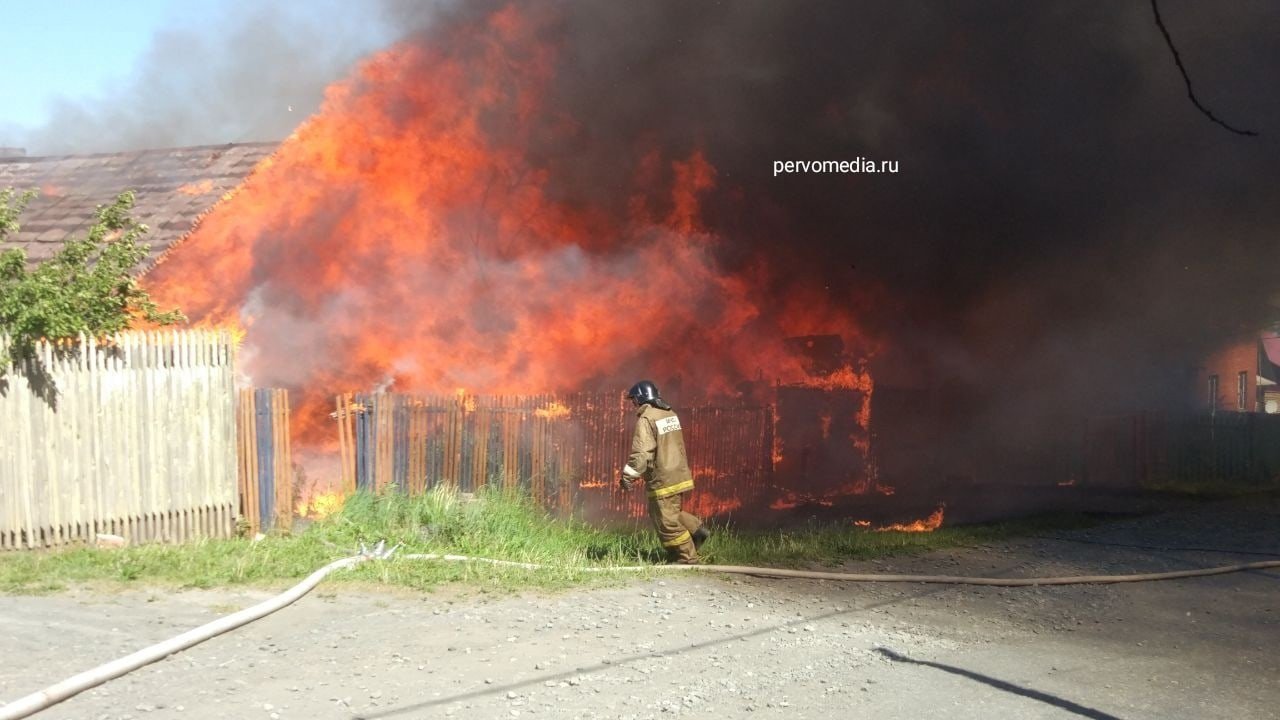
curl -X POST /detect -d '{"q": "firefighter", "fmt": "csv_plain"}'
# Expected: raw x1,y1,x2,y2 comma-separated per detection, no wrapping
619,380,710,563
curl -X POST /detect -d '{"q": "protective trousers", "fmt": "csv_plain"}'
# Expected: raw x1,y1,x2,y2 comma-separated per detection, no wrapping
648,492,702,564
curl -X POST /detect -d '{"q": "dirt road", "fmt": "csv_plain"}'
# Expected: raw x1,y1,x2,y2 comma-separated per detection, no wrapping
2,496,1278,720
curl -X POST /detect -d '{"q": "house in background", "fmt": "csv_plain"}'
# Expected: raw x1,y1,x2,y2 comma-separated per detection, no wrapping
1193,330,1280,414
0,142,275,268
1264,334,1280,413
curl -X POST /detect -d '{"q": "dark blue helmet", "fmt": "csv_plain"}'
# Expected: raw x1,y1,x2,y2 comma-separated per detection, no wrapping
626,380,661,406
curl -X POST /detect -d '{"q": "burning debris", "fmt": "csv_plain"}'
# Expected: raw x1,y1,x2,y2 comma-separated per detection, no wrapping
866,506,945,533
533,401,572,420
296,490,344,520
767,476,896,512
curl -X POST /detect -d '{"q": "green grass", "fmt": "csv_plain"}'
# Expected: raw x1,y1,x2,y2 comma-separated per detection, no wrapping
706,513,1103,567
0,487,1103,595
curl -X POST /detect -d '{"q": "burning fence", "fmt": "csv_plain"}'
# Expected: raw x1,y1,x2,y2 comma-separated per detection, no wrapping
128,5,957,528
329,390,774,521
314,382,953,531
868,505,945,532
140,4,879,483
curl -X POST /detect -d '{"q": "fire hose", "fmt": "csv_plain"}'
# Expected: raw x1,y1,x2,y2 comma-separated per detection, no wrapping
2,542,1278,720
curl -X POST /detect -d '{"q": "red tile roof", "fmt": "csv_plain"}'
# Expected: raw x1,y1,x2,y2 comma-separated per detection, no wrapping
0,142,276,269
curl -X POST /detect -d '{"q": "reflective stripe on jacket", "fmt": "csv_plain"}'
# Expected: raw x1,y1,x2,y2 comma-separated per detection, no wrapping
625,403,694,498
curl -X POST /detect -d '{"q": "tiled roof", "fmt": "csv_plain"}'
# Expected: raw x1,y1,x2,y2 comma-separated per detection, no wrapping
0,142,276,269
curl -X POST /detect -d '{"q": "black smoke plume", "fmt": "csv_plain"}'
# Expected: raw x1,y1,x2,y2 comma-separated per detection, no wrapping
20,1,1280,484
402,1,1280,480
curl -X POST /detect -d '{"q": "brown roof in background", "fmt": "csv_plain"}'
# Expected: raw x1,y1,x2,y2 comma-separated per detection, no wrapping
0,142,276,269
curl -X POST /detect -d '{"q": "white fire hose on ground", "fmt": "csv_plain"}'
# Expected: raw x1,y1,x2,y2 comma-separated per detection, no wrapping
0,541,390,720
398,552,1280,585
3,541,1278,720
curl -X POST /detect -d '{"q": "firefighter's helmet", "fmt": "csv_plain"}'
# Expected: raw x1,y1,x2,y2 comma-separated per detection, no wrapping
626,380,661,406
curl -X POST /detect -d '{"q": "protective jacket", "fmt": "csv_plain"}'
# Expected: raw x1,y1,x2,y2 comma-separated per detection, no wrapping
623,403,694,499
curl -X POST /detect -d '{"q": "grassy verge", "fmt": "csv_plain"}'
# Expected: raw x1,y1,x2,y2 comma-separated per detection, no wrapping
708,513,1102,567
0,487,1103,595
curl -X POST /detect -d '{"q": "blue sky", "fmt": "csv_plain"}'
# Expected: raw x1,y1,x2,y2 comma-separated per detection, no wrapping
0,0,220,130
0,0,398,138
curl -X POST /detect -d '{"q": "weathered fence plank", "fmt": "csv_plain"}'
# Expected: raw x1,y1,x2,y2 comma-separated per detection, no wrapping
232,387,292,535
0,331,238,550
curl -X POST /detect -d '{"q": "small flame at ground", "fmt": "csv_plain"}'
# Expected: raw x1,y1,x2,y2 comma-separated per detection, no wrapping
769,497,797,511
870,506,945,533
767,476,897,511
297,490,345,520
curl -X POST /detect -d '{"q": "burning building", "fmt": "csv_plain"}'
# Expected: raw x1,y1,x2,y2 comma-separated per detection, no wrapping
137,7,883,499
6,2,1279,521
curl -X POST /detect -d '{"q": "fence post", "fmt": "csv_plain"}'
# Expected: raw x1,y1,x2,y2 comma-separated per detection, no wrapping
237,388,258,534
233,387,294,534
1246,412,1257,485
273,389,293,531
336,394,346,492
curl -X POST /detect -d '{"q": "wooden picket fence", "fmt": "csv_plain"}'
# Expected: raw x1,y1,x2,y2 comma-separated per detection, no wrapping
0,332,238,550
333,392,773,520
237,388,293,534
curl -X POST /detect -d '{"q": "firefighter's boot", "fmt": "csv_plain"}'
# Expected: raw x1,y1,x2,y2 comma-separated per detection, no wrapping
692,526,710,551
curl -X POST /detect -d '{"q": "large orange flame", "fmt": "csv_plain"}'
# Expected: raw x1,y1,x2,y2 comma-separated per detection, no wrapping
144,5,875,480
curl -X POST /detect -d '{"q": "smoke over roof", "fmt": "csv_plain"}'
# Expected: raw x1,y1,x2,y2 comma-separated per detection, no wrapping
4,1,398,155
16,2,1280,465
413,2,1280,417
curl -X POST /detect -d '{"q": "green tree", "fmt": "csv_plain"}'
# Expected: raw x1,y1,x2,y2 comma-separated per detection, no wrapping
0,188,185,388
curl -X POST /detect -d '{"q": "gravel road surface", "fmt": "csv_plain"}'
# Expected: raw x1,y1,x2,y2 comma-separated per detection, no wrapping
2,496,1277,720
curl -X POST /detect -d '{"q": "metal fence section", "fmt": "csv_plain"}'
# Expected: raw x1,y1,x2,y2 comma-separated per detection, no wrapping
0,331,238,550
333,392,773,520
1083,411,1280,489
